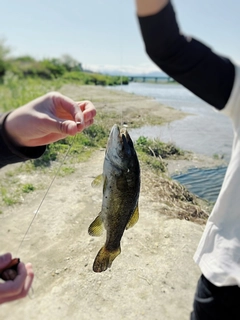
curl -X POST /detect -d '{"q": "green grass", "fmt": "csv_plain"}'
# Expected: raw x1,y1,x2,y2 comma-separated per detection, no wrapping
62,71,128,86
0,76,64,112
135,136,184,159
22,183,35,193
1,186,18,206
58,166,75,176
135,136,185,173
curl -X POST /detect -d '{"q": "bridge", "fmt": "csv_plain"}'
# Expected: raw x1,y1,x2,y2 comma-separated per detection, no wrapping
128,75,174,83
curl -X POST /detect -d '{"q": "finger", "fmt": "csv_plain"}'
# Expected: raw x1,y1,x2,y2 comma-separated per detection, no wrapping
0,253,12,269
52,93,84,124
83,109,97,124
0,262,27,297
0,263,34,304
59,115,95,135
82,118,94,130
77,101,96,122
78,100,96,113
59,120,79,136
74,118,95,133
16,263,34,299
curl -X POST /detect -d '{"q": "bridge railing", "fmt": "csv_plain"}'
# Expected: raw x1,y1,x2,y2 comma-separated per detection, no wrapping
128,76,174,83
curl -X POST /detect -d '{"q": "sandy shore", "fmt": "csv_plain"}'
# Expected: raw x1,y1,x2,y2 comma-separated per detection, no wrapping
0,85,225,320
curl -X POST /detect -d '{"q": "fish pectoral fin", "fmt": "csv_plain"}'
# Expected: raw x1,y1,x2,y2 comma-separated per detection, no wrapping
91,174,104,188
126,205,139,230
88,215,104,236
93,246,121,273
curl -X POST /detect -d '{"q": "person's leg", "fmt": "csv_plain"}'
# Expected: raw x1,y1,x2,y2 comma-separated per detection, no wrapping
191,275,218,320
220,284,240,319
191,274,240,319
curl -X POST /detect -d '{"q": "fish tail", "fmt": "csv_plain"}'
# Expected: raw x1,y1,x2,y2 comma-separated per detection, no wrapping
93,246,121,273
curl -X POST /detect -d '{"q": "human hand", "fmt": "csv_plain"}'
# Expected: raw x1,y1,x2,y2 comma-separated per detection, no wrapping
136,0,169,16
0,253,34,304
4,92,96,147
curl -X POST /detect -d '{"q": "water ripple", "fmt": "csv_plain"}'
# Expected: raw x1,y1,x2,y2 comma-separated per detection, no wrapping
172,167,227,202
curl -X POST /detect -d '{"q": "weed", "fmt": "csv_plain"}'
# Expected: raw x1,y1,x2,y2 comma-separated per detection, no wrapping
1,187,17,206
135,136,184,159
58,166,75,177
22,183,35,193
134,136,184,173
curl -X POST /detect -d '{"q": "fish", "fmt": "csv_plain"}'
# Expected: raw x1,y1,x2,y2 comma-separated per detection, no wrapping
88,124,140,272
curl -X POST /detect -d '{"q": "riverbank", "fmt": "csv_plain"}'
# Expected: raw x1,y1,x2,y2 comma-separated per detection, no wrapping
0,85,224,320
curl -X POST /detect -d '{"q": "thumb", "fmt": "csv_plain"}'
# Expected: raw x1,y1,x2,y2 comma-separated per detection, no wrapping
57,119,80,136
0,253,12,269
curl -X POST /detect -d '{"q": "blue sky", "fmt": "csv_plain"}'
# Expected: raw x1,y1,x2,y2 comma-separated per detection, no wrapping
1,0,240,75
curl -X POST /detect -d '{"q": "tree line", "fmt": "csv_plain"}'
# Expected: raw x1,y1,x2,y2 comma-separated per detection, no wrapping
0,39,128,86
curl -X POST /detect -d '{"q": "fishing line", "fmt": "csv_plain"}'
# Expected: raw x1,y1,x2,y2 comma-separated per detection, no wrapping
117,1,124,128
118,42,124,128
120,70,124,127
16,135,76,255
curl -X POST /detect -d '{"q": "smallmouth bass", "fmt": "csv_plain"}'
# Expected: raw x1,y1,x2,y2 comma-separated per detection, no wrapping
88,124,140,272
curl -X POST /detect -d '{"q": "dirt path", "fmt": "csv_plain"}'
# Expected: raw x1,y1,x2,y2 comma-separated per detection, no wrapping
0,148,205,320
0,85,222,319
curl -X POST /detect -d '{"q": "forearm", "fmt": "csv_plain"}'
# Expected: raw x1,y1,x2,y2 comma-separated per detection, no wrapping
137,1,235,110
0,112,45,168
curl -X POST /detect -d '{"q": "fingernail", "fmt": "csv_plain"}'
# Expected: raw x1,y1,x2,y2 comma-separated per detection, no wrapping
76,119,84,127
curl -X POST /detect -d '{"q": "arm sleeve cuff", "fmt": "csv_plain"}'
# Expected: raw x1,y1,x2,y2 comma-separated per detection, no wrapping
0,112,46,168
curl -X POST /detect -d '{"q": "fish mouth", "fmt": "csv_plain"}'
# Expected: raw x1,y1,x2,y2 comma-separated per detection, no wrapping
108,124,134,158
120,129,131,157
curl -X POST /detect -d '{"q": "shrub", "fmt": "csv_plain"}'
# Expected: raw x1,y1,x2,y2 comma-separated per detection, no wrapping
135,136,183,159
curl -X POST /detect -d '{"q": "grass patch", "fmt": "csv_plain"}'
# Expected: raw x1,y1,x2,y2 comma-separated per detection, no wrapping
22,183,35,193
0,77,63,112
58,166,75,176
135,136,185,173
1,186,18,206
136,136,184,159
62,71,128,86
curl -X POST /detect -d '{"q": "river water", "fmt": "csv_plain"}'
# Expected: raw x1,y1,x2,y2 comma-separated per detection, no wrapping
111,83,234,202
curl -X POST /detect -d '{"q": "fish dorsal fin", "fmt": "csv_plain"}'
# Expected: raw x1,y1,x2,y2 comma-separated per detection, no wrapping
88,215,104,236
126,205,139,230
91,174,104,188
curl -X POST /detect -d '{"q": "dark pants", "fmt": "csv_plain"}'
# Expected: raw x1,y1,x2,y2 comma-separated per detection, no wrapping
190,274,240,320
